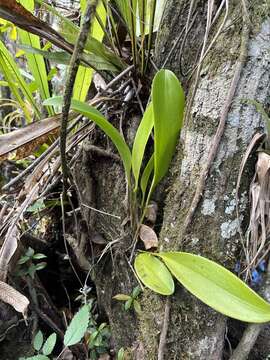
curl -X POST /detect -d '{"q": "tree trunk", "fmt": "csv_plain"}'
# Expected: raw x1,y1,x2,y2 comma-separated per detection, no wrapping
74,0,270,359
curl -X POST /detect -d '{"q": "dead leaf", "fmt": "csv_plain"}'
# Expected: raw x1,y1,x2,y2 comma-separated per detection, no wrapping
0,114,63,159
0,226,19,281
139,224,158,250
0,281,29,318
0,184,39,281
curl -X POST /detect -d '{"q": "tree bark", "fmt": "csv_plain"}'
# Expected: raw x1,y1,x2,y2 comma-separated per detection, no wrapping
74,0,270,359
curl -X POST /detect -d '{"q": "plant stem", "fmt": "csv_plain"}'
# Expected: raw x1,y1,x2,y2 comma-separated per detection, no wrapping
60,0,99,196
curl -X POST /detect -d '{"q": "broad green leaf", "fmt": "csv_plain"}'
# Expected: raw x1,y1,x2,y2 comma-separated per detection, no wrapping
158,252,270,323
147,69,184,203
17,0,54,116
44,97,132,181
33,330,43,351
64,304,90,347
42,333,57,355
134,253,174,295
131,104,154,191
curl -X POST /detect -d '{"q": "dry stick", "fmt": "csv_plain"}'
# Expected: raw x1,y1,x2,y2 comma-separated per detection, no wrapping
60,0,99,195
181,16,250,237
158,297,171,360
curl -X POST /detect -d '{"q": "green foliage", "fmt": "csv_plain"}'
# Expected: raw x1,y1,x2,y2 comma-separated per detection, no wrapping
41,333,57,356
135,253,174,295
146,69,185,203
21,331,56,360
21,303,110,359
113,286,142,314
33,331,43,352
16,247,47,279
88,323,111,360
114,0,165,73
34,0,124,71
73,0,107,101
135,252,270,323
17,0,54,116
20,356,50,360
0,40,40,120
117,347,126,360
64,304,90,347
43,96,132,183
132,104,154,191
44,69,184,215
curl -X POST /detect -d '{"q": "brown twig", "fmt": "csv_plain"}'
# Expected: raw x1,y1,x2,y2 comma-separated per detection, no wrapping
60,0,99,195
158,297,171,360
181,7,250,237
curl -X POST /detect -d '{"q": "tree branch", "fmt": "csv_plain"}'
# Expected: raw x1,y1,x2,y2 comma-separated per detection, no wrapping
60,0,99,194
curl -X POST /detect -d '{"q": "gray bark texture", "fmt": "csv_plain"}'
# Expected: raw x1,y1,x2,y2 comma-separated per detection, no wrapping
74,0,270,359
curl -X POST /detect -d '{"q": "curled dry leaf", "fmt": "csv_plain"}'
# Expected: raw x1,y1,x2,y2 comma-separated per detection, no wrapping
245,151,270,275
139,224,158,250
0,281,29,318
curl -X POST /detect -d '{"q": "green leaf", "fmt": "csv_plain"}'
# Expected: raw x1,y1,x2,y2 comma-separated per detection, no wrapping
34,0,124,71
17,0,54,116
113,294,131,301
0,40,40,119
17,256,30,265
117,348,125,360
43,97,132,182
148,69,184,200
134,253,174,295
64,304,90,347
42,333,57,355
131,104,154,191
33,330,44,351
26,247,35,258
33,254,47,260
22,356,50,360
132,286,142,298
124,298,133,311
35,262,47,271
158,252,270,323
133,300,142,314
74,1,107,101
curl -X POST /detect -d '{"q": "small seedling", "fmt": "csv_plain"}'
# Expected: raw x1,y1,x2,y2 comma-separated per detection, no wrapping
19,330,57,360
16,247,47,279
87,322,111,360
113,286,142,314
